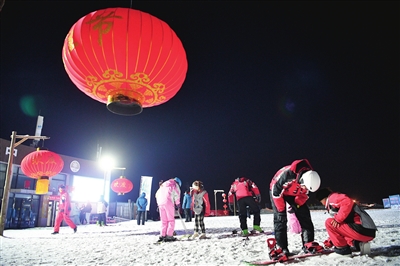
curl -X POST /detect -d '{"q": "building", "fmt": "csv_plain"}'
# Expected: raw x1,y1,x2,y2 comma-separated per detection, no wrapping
0,138,109,229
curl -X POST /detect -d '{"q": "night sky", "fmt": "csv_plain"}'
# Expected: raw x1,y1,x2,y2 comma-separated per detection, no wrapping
1,1,398,211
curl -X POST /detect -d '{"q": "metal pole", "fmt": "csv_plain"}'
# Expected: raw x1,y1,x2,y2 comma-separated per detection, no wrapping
215,192,217,216
0,131,16,236
0,133,49,236
213,190,224,217
233,195,237,216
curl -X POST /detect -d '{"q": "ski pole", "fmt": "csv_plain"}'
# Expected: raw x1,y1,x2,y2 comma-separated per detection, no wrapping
176,209,189,235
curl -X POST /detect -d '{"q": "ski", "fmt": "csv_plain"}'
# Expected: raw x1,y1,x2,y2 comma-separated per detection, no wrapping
243,250,334,265
217,230,273,239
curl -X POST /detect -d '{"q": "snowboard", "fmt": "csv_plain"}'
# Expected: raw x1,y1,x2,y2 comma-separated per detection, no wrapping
243,249,334,265
217,230,273,239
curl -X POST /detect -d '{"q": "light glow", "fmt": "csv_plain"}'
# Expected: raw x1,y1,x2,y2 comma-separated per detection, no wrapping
71,175,104,202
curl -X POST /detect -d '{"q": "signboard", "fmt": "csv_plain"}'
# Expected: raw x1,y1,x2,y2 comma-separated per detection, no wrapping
389,194,400,210
139,176,153,211
382,198,391,208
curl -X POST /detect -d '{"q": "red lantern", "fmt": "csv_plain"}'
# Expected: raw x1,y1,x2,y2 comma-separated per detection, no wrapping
62,7,188,116
222,193,226,198
111,176,133,195
21,149,64,194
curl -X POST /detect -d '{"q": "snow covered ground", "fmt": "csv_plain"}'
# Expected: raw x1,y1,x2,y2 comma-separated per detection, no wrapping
1,209,399,266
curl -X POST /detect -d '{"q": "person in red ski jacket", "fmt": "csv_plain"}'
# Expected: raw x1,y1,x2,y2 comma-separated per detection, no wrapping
228,177,263,236
52,185,77,234
269,159,322,258
316,187,377,256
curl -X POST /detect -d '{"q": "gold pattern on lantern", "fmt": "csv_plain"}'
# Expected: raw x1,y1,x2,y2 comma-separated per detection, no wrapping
86,11,122,46
67,30,75,52
87,70,166,105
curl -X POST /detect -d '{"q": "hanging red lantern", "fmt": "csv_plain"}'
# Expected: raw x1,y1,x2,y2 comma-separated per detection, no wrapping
111,176,133,195
21,149,64,195
62,7,188,116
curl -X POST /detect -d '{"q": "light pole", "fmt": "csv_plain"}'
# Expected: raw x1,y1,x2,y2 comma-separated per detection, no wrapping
0,131,50,236
213,190,224,217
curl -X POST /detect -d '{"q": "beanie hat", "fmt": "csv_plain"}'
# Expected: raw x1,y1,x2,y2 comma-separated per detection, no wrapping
315,187,332,201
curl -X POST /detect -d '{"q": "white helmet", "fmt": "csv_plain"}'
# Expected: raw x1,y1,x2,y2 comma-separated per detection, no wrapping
300,171,321,192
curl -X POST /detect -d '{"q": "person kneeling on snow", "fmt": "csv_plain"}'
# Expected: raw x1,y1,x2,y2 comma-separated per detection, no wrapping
316,187,377,256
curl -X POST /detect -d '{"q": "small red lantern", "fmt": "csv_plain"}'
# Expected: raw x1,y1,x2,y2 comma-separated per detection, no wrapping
222,193,226,198
21,149,64,194
62,7,187,116
111,176,133,195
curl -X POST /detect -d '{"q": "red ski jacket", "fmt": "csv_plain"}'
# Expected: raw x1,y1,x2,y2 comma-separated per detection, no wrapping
58,190,72,215
228,177,260,203
270,159,313,213
325,192,377,237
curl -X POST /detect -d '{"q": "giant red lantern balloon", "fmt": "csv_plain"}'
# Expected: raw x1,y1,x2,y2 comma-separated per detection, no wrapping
21,149,64,194
111,176,133,195
62,7,188,116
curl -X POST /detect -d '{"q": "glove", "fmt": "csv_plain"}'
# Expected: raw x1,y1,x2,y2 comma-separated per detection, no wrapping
228,204,234,212
277,212,287,223
323,239,333,249
255,194,261,203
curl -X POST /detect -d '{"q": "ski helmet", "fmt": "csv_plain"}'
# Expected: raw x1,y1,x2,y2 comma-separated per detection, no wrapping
300,171,321,192
174,177,182,187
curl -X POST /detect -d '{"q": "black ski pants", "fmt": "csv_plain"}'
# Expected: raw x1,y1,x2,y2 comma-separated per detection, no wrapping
237,196,261,230
269,191,315,250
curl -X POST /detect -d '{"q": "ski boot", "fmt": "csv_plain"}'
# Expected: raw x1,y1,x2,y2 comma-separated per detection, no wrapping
253,225,264,233
267,238,288,262
352,240,371,255
241,229,250,236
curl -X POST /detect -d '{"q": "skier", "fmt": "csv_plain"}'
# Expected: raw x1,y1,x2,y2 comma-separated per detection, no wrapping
182,190,192,222
51,185,77,234
228,177,263,236
155,177,181,242
269,159,322,260
97,196,108,226
316,187,377,256
190,180,211,239
136,192,148,225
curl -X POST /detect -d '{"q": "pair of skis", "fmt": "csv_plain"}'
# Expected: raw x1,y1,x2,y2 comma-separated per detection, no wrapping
217,230,273,239
243,238,334,265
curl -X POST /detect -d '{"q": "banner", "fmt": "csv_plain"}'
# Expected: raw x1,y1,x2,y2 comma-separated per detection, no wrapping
139,176,153,211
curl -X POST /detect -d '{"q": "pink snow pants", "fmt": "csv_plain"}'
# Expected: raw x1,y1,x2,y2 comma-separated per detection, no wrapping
158,204,176,237
54,212,76,232
325,217,374,247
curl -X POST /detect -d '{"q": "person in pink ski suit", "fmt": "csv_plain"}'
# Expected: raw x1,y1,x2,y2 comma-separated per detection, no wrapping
155,177,181,242
52,185,77,234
